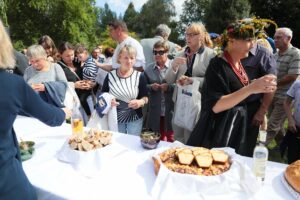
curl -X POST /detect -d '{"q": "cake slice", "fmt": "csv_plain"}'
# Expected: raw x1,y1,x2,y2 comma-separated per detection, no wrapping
211,150,229,163
177,152,194,165
195,154,213,168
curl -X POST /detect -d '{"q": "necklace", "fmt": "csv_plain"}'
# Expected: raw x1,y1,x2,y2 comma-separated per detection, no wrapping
224,51,249,86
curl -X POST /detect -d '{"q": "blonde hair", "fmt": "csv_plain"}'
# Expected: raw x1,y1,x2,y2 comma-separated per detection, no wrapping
117,45,136,64
204,32,213,48
186,22,207,45
26,45,47,60
0,20,15,69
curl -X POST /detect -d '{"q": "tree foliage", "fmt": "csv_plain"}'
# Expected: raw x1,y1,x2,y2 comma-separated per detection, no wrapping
179,0,211,34
136,0,176,38
250,0,300,47
123,2,138,32
6,0,99,49
205,0,251,33
97,3,117,31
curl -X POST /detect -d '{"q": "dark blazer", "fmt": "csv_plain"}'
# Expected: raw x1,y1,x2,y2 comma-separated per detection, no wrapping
0,70,65,199
144,63,174,131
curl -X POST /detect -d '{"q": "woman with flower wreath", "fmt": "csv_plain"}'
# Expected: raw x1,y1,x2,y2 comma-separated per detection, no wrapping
187,21,277,156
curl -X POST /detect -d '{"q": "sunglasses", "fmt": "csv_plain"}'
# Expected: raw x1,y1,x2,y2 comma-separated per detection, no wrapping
153,50,166,55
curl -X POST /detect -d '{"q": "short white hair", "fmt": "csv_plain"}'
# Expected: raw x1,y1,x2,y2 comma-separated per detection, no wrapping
277,27,293,38
26,45,47,60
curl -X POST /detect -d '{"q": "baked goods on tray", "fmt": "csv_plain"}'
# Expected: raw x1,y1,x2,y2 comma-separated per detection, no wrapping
284,160,300,193
68,129,112,151
153,147,231,176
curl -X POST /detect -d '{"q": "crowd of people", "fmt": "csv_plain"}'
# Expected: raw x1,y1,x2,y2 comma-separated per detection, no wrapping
1,16,300,198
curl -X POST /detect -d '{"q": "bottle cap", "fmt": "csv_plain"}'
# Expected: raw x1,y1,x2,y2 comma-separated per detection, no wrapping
259,130,267,143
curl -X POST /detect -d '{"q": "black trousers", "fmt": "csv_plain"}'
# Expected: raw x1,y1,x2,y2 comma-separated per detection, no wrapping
281,128,300,164
242,100,261,157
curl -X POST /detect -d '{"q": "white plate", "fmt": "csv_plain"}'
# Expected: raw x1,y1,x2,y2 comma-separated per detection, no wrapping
281,172,300,200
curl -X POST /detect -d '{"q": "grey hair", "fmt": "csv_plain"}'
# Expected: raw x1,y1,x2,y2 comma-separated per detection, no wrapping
26,45,47,60
155,24,171,38
0,20,15,69
277,27,293,38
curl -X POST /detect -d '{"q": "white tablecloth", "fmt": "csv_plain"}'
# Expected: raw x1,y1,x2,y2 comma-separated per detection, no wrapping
14,116,294,200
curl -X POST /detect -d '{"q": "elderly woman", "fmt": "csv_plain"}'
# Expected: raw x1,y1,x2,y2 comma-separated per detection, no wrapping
24,45,68,107
165,22,215,143
187,21,277,156
0,19,69,200
144,41,174,142
102,45,148,135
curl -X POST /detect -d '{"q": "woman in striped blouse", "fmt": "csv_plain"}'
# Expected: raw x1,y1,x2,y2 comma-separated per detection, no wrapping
102,45,148,135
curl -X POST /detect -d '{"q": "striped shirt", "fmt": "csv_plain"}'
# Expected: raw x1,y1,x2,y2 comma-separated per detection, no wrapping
275,45,300,98
102,70,148,123
83,57,98,81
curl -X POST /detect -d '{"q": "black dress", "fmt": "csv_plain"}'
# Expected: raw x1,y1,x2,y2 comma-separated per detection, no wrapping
187,56,260,156
58,60,92,115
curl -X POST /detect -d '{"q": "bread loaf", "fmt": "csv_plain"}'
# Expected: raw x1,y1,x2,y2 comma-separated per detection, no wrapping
285,160,300,193
211,150,229,163
195,154,213,168
178,152,194,165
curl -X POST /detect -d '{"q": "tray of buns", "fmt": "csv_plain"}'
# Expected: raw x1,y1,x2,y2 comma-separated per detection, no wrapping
153,147,231,176
281,160,300,200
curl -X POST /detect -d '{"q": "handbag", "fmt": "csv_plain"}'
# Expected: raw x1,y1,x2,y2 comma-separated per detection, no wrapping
173,81,201,131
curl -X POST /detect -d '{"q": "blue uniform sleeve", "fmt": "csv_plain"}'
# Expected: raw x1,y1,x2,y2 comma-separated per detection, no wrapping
20,78,66,126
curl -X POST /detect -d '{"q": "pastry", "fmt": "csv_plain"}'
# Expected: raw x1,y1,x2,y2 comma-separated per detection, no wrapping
285,160,300,193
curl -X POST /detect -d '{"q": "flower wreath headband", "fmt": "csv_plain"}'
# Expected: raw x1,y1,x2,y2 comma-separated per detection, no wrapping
219,17,278,48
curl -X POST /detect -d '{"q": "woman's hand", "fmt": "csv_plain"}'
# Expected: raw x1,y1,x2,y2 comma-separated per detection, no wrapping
177,75,193,86
111,98,120,107
31,83,45,92
248,74,277,94
128,99,145,109
62,107,72,119
151,83,160,91
171,57,186,72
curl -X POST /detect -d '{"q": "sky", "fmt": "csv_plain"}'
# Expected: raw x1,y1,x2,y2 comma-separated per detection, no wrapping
95,0,185,19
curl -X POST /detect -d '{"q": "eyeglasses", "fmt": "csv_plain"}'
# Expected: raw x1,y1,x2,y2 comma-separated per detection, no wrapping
153,50,166,56
185,33,200,38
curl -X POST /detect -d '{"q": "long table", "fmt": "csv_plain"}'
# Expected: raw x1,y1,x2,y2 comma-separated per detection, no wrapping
14,116,293,200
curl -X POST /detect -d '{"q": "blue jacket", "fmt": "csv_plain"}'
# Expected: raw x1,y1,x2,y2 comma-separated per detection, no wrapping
0,70,65,199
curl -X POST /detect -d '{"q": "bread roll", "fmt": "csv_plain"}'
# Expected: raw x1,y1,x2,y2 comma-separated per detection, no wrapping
195,154,213,168
211,150,229,163
177,152,194,165
285,160,300,193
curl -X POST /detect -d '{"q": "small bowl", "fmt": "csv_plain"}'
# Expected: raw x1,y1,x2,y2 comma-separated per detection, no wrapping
140,132,160,149
19,141,35,161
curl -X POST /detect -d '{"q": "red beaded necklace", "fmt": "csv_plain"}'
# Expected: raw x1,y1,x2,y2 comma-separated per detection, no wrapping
224,51,249,86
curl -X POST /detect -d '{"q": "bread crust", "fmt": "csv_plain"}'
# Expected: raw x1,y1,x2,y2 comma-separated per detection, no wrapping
285,160,300,193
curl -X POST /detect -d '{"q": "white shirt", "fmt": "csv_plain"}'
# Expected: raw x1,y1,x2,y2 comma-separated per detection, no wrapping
112,36,145,69
287,80,300,126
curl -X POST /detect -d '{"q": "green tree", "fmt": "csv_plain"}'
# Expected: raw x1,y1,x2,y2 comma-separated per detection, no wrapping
205,0,251,33
0,0,8,26
98,3,117,31
123,2,138,32
250,0,300,48
7,0,99,49
179,0,211,34
136,0,176,38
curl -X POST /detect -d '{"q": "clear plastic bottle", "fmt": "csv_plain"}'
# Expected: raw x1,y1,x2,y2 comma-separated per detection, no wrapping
252,130,269,182
71,102,83,135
